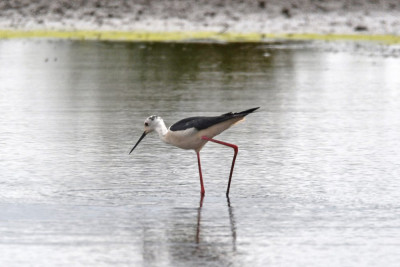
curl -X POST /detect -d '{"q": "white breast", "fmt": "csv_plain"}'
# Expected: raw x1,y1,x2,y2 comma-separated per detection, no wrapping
164,128,206,150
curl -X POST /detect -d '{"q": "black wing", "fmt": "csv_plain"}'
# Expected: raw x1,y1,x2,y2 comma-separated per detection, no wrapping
169,107,259,132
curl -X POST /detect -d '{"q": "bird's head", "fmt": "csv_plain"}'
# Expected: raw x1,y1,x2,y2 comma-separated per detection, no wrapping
129,115,163,154
143,115,163,134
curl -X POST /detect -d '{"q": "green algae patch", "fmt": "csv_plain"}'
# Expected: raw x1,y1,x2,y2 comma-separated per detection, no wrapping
1,29,399,44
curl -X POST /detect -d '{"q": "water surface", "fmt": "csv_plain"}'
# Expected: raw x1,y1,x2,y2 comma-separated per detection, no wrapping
1,40,400,266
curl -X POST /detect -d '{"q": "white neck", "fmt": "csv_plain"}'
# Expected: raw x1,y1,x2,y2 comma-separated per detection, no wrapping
155,119,168,141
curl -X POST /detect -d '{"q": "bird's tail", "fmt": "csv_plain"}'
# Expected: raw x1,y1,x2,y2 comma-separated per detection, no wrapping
235,107,260,116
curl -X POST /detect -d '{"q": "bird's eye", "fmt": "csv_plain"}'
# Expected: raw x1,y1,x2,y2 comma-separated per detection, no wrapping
144,122,149,127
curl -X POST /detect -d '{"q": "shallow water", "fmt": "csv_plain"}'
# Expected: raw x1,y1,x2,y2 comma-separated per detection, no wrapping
1,40,400,266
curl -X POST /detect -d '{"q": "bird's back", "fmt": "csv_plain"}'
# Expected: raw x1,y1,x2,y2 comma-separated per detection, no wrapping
169,107,259,132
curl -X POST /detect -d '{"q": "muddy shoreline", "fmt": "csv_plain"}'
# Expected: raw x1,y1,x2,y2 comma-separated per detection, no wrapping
1,0,400,35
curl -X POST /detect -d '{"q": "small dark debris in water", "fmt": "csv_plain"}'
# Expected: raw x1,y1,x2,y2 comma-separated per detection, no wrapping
315,4,328,12
281,7,291,18
204,12,216,17
354,25,368,31
45,58,48,62
258,1,266,9
53,7,64,15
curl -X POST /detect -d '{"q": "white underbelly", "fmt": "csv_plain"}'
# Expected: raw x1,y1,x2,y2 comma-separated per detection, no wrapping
164,128,206,150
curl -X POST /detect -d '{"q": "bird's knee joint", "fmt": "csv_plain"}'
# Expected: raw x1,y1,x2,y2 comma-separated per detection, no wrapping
233,145,238,153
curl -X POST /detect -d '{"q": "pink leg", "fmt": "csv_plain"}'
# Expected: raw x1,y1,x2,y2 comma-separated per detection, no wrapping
196,151,205,195
201,136,238,196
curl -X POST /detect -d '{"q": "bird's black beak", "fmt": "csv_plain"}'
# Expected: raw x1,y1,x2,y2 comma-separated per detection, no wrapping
129,131,147,154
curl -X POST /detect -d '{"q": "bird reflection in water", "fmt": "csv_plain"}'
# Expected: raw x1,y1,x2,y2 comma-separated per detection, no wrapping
226,196,237,251
195,195,237,251
195,194,204,244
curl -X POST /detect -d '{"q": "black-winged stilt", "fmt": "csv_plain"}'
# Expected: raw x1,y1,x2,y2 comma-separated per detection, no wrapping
129,107,259,196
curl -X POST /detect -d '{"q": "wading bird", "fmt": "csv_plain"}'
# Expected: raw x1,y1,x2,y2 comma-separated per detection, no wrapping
129,107,259,196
